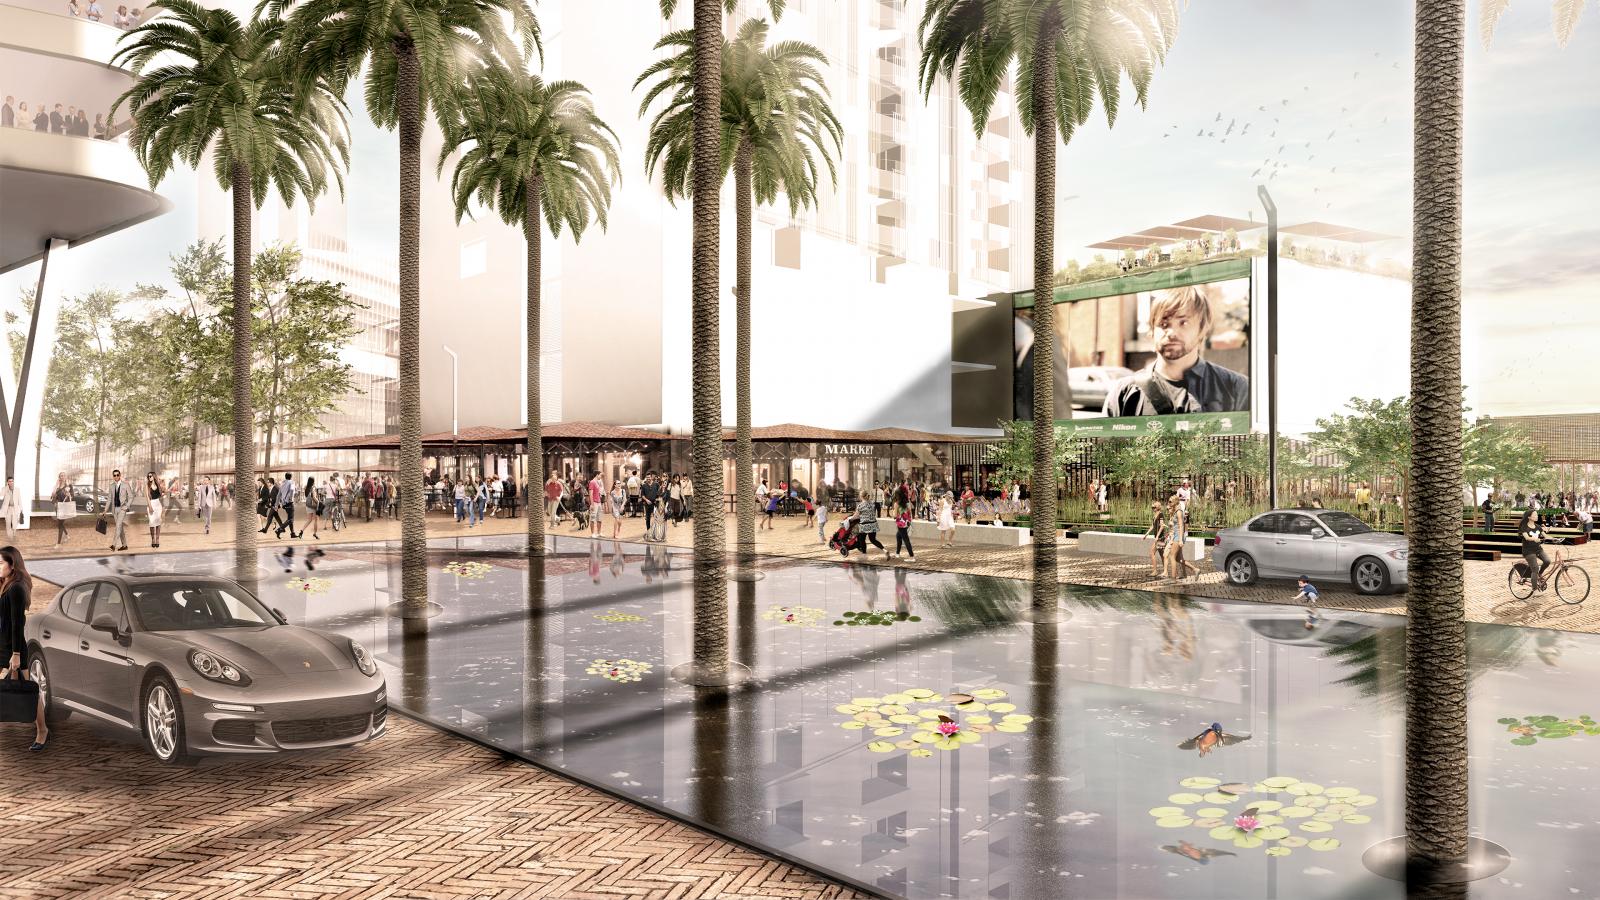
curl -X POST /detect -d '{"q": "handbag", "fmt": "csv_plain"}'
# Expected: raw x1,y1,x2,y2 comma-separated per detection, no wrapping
95,515,109,534
56,501,76,520
0,669,41,724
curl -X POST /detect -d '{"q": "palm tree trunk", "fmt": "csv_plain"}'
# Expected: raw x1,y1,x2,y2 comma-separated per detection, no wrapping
690,0,729,678
734,137,755,573
1406,0,1468,871
395,36,429,614
1029,21,1062,606
230,160,257,582
525,172,545,556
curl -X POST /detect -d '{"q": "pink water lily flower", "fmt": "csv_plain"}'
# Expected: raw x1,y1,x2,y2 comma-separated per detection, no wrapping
937,721,961,737
1233,813,1260,833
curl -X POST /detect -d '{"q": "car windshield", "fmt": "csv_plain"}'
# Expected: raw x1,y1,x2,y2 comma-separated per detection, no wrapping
1316,511,1373,537
130,582,275,631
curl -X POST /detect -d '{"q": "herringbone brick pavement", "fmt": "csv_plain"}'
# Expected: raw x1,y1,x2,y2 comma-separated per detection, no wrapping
0,715,865,900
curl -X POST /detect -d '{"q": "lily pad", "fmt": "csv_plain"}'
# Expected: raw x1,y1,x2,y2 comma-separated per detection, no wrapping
1233,835,1264,849
877,704,910,715
904,688,937,699
1285,782,1324,796
881,693,914,705
1203,792,1239,804
1510,736,1537,746
1155,816,1194,828
1278,836,1308,848
912,731,939,743
1260,776,1300,789
1002,713,1034,724
889,714,922,724
1342,814,1372,825
850,697,882,707
1497,717,1520,725
1255,825,1291,841
1254,814,1284,826
1168,793,1204,805
987,702,1018,714
1299,820,1333,833
909,748,933,758
1265,846,1292,857
1194,817,1225,828
994,723,1027,734
1210,825,1242,840
840,721,866,730
1323,787,1360,799
957,730,982,744
834,704,862,715
1348,795,1378,807
970,688,1006,700
1181,777,1221,789
948,693,975,705
1325,803,1357,816
1308,838,1342,851
873,727,905,737
1312,811,1343,823
1293,795,1329,808
866,741,896,753
1196,807,1229,818
966,715,993,725
1149,806,1185,818
934,737,963,751
1279,807,1314,819
1217,782,1250,795
895,739,919,749
1249,800,1284,813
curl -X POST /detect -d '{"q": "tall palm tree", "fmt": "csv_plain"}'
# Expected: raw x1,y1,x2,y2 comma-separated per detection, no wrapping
636,18,841,578
917,0,1178,604
1406,0,1469,875
113,1,347,582
654,0,785,683
267,0,538,616
1481,0,1588,45
440,64,620,557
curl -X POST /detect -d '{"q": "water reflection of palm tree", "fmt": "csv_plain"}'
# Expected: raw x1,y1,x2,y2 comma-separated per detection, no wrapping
523,557,547,757
690,686,732,828
1326,624,1528,705
1019,619,1063,896
915,575,1023,631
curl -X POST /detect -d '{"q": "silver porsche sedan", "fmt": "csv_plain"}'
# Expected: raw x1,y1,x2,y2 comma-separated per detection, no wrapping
1214,508,1410,595
24,573,386,764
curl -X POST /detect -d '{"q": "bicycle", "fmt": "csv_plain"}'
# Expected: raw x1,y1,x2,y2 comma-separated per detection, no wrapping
1509,542,1591,605
329,497,347,532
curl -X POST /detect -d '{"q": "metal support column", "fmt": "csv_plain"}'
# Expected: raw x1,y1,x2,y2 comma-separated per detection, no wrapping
0,238,69,527
1257,187,1280,510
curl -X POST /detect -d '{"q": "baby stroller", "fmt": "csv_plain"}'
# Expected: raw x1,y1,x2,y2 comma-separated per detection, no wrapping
829,516,861,557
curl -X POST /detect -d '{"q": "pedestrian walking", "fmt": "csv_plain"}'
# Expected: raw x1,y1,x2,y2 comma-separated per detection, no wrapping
853,495,888,560
0,478,20,542
815,498,829,544
681,477,694,520
1144,501,1169,577
145,472,164,548
108,470,130,550
303,476,323,540
1164,497,1198,580
893,508,915,560
1,546,48,751
1481,495,1496,533
937,495,955,548
51,474,73,546
668,476,684,525
196,476,217,535
609,481,626,539
273,473,298,539
257,475,281,535
588,472,605,538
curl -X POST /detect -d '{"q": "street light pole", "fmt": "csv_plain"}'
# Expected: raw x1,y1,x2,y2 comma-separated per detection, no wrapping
444,345,459,483
1257,186,1279,510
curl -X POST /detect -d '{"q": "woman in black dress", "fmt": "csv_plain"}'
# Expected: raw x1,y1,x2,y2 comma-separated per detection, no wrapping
1,545,47,750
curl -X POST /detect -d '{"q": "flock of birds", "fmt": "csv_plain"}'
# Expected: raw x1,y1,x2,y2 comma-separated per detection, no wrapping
1158,51,1401,209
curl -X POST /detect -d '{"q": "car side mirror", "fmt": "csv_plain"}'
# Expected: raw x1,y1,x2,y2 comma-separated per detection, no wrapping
1310,527,1327,539
91,613,122,638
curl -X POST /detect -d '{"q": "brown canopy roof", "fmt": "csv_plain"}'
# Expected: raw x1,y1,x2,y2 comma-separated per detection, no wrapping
291,422,675,451
723,423,992,443
1279,221,1398,243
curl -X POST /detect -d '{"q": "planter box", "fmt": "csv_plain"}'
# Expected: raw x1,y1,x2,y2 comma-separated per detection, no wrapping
1077,530,1206,561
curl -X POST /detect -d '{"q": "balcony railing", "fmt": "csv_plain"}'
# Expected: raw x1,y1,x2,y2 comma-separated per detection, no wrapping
3,0,149,32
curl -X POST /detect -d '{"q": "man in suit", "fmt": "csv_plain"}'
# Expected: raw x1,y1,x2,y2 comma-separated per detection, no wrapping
50,104,65,134
274,473,297,538
108,469,130,550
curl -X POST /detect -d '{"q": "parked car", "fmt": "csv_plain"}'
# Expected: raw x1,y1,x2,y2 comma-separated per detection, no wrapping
25,573,386,763
1067,366,1134,410
1215,509,1409,595
70,484,108,513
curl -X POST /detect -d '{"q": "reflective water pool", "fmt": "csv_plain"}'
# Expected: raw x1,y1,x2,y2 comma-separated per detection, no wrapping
30,535,1600,899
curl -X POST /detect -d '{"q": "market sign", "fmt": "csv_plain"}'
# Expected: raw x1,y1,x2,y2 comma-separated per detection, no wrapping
1055,411,1249,439
823,443,875,456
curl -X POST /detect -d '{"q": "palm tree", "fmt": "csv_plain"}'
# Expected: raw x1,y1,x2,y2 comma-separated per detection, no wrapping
917,0,1178,604
1481,0,1588,45
112,1,347,582
1405,0,1469,876
636,18,841,578
267,0,538,616
440,63,620,557
654,0,786,684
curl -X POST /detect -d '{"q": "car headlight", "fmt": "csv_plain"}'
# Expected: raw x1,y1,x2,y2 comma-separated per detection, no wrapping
189,649,251,686
350,640,378,677
1387,549,1409,561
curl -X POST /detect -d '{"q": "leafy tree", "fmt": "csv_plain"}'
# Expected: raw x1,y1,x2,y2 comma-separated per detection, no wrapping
49,290,144,514
114,0,348,577
1097,423,1227,501
1464,422,1552,496
918,0,1179,595
209,244,364,475
270,0,538,615
984,420,1083,494
1307,396,1411,497
6,289,99,502
441,63,620,556
637,16,841,574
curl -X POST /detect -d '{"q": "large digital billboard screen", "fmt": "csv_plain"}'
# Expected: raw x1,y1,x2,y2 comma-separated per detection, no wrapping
1014,276,1251,436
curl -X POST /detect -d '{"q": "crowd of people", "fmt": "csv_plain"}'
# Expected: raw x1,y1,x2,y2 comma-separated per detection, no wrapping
429,473,520,526
1,97,115,139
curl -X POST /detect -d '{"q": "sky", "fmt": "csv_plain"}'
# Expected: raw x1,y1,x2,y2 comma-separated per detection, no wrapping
5,0,1596,419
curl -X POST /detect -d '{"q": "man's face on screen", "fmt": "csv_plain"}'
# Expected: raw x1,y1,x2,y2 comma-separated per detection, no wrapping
1154,306,1203,362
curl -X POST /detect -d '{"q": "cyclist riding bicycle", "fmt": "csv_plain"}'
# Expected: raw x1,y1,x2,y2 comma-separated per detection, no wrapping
1519,508,1551,590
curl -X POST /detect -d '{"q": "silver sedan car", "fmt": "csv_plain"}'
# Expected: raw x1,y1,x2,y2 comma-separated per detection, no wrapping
1067,366,1134,410
1215,509,1409,595
25,573,386,764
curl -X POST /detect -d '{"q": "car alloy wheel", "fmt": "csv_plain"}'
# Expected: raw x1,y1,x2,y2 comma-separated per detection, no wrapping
144,679,185,763
1226,554,1257,586
27,652,66,722
1354,558,1389,595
